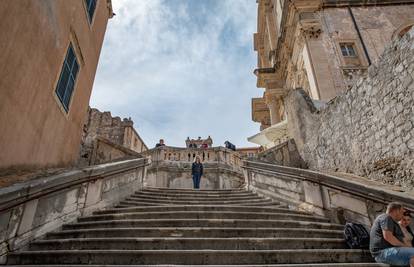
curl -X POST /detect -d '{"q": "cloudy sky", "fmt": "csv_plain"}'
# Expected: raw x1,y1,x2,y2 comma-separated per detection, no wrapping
90,0,262,148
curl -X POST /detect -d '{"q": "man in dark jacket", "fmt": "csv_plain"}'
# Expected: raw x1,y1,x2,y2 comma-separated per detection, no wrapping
191,156,203,189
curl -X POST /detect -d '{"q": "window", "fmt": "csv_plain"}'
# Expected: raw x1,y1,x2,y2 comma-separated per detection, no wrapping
55,44,79,112
340,43,357,57
85,0,97,23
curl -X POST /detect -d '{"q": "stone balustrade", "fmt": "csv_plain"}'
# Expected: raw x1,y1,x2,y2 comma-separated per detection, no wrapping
141,146,244,189
243,160,414,228
0,158,149,263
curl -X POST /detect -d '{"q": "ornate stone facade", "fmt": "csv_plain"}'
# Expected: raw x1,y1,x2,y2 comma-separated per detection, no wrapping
79,108,148,166
250,0,414,149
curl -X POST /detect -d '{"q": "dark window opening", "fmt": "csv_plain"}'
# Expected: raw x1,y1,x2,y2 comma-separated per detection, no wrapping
85,0,97,23
340,43,357,57
55,44,79,112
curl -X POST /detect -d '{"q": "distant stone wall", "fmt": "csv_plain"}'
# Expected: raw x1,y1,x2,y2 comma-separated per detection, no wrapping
286,28,414,188
142,146,245,189
244,161,414,228
83,137,142,166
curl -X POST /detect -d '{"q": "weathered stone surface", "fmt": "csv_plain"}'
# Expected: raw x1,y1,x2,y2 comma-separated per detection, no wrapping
286,27,414,189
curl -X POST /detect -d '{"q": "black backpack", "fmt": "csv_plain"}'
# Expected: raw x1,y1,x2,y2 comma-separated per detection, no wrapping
344,223,370,249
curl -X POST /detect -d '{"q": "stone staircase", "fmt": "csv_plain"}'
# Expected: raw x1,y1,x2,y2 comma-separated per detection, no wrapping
6,187,388,266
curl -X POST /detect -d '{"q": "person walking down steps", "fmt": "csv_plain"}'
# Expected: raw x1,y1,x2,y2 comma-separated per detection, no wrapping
191,156,203,189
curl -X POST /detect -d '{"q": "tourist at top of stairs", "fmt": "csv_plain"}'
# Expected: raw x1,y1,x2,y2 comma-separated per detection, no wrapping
370,202,414,266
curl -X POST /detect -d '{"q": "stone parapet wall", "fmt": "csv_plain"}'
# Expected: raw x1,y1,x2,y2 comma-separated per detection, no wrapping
0,158,149,263
286,28,414,188
80,136,142,166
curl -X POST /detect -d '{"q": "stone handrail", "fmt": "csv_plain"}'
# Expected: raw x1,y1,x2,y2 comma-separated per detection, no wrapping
243,160,414,226
0,158,150,263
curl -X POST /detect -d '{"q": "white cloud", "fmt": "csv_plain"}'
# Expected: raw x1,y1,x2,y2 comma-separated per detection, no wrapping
90,0,262,148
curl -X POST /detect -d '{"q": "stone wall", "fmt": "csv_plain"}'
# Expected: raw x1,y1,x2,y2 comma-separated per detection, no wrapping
79,108,147,166
0,1,112,171
286,28,414,188
0,158,149,263
145,162,245,190
244,161,414,228
142,146,245,189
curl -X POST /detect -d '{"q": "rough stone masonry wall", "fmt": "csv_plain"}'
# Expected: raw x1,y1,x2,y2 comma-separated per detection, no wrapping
286,28,414,188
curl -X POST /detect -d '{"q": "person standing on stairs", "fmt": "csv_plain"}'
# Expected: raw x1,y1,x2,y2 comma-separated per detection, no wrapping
370,202,414,266
191,156,203,189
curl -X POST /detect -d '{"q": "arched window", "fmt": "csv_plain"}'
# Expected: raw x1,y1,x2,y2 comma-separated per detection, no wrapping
399,25,413,38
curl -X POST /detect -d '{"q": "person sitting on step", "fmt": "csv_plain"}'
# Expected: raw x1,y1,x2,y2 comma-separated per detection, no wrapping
370,202,414,266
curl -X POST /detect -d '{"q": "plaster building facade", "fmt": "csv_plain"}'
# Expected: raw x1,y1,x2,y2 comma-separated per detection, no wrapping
79,108,148,166
249,0,414,149
236,147,264,158
0,0,113,171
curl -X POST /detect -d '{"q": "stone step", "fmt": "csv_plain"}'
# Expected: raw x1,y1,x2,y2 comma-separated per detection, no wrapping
142,187,246,193
29,237,347,250
120,198,276,206
114,202,284,208
135,190,258,198
7,249,373,265
129,193,263,201
65,219,340,230
93,205,309,216
46,227,344,239
79,211,330,223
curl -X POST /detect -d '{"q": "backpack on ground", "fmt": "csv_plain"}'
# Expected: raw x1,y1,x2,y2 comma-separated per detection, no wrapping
344,222,370,249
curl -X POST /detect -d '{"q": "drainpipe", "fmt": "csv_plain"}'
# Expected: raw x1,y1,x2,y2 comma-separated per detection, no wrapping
347,6,371,66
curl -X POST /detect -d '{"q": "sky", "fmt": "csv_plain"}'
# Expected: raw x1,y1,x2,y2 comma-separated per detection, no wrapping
90,0,262,148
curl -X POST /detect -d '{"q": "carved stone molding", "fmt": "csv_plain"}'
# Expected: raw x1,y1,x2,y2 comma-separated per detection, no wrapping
298,12,322,39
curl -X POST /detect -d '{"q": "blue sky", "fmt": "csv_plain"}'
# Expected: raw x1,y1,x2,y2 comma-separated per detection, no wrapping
90,0,262,148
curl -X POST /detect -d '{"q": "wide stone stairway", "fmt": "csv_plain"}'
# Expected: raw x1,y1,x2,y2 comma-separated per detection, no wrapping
6,187,387,266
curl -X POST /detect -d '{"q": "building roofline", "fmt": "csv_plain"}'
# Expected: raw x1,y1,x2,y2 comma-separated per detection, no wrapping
322,0,414,7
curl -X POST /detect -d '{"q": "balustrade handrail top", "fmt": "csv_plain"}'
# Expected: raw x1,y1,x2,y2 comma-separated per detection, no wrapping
243,160,414,209
0,158,150,213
